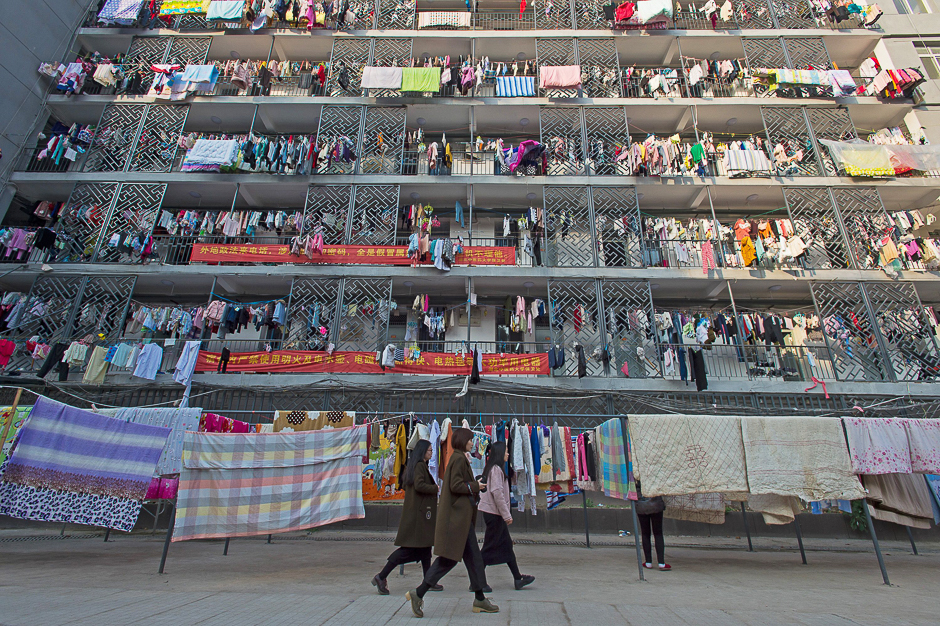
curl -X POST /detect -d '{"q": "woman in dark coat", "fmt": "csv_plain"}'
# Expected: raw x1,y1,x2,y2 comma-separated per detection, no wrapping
405,428,499,617
479,442,535,590
372,440,443,595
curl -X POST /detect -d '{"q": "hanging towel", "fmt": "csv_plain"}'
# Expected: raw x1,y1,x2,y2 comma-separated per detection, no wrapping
401,67,442,92
741,416,864,501
496,76,535,97
596,418,636,501
902,418,940,474
539,65,582,88
862,473,935,529
361,66,403,89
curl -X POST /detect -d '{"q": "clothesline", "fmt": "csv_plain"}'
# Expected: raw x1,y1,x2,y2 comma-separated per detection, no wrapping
207,293,284,307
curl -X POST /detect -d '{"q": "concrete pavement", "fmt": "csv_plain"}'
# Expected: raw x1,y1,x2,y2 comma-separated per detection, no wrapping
0,530,937,625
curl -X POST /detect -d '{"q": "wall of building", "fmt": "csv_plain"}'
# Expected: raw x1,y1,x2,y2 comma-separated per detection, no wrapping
0,0,89,219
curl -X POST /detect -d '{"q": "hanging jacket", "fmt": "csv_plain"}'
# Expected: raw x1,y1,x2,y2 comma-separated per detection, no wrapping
575,345,587,378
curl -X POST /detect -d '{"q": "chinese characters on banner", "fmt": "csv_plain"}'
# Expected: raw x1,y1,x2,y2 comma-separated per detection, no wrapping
189,244,516,266
194,350,549,376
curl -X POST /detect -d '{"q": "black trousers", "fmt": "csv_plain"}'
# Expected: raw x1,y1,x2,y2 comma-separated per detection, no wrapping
423,525,486,592
37,342,67,379
218,347,230,373
381,546,431,577
638,511,665,565
689,348,707,391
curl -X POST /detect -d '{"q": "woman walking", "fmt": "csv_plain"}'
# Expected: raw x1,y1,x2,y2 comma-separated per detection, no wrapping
372,440,443,595
479,442,535,590
406,428,498,617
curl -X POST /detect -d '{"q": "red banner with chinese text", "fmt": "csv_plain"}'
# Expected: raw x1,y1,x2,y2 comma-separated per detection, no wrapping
188,243,515,266
195,350,548,376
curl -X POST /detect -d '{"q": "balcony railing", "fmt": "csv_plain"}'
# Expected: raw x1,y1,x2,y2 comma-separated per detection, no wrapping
658,342,838,382
80,1,874,32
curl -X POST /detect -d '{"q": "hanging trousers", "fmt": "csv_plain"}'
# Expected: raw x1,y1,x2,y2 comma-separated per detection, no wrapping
423,525,486,592
37,342,67,379
218,347,230,373
690,348,707,391
379,547,432,578
638,512,665,565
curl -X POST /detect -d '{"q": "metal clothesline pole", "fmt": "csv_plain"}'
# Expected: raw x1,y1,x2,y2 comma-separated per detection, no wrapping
793,517,807,565
623,418,644,581
863,500,890,585
223,538,231,555
158,502,175,574
581,488,591,549
740,502,753,552
905,527,918,555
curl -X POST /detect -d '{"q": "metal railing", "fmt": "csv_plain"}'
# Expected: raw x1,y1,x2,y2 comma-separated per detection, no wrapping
658,342,838,382
79,2,875,32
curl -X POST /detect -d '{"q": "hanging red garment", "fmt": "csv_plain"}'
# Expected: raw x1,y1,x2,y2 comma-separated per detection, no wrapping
615,2,635,21
520,0,527,16
573,305,582,333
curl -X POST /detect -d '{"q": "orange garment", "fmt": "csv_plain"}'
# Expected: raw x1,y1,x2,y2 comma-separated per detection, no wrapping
741,236,757,267
438,419,453,479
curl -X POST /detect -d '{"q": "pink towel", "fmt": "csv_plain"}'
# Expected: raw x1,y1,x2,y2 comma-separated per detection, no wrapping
539,65,581,88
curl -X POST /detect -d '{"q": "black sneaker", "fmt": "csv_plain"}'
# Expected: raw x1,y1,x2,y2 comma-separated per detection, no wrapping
470,584,493,593
514,574,535,590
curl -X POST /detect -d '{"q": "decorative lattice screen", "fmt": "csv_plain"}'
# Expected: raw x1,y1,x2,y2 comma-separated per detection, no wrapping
547,279,605,377
810,282,892,382
540,107,585,176
348,185,399,246
315,105,364,174
782,187,851,269
56,182,119,263
592,186,642,268
336,278,393,353
95,183,166,263
303,185,352,243
543,186,594,267
287,278,343,350
359,107,406,174
84,104,147,172
600,280,659,379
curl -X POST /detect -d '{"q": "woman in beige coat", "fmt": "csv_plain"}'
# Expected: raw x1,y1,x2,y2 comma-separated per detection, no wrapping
405,428,498,617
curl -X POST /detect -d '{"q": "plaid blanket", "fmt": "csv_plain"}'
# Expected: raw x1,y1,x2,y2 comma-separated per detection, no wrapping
0,397,170,531
597,418,636,501
173,425,366,541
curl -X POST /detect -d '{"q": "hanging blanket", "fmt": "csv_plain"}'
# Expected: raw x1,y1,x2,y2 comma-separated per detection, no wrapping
207,0,245,20
741,416,863,501
596,418,636,501
496,76,535,97
0,397,169,531
902,418,940,473
182,139,239,167
629,414,748,497
417,11,471,28
746,494,802,525
159,0,205,15
0,406,32,465
842,417,912,475
862,473,934,529
401,68,442,92
361,67,403,89
114,407,202,476
172,425,366,541
663,493,725,524
539,65,582,88
98,0,145,25
723,149,772,175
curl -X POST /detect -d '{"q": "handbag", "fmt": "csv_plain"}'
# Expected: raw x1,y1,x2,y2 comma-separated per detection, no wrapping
634,496,665,515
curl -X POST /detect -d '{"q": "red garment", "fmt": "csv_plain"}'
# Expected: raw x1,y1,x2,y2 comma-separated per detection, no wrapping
520,0,526,16
615,2,635,20
0,339,15,367
573,306,582,333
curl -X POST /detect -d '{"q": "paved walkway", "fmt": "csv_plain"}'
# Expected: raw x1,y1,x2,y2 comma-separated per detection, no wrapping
0,531,936,625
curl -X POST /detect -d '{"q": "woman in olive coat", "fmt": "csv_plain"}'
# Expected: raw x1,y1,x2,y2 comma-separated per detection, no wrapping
405,428,499,617
372,440,443,595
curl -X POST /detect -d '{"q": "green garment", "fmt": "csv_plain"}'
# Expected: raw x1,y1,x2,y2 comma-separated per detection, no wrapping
691,143,705,164
401,67,442,92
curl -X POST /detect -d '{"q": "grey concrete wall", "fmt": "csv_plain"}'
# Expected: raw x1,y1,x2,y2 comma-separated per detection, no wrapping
0,0,91,219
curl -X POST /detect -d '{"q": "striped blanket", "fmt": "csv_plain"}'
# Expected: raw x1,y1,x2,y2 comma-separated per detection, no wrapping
496,76,535,97
173,425,366,541
0,397,170,531
597,418,636,501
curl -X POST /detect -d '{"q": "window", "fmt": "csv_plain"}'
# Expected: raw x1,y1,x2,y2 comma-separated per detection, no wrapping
915,42,940,80
894,0,933,13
